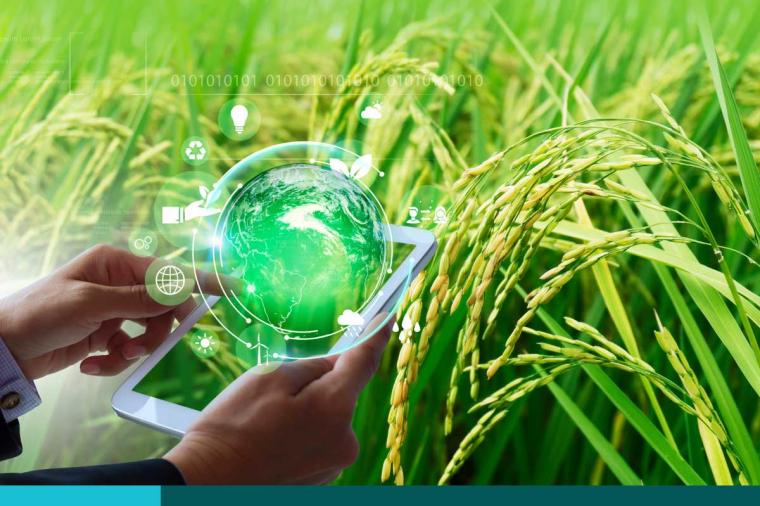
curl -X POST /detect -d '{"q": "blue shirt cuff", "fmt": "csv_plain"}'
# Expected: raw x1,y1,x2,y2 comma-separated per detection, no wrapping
0,336,41,422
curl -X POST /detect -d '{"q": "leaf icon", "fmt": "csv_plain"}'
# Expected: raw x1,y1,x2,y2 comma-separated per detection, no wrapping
350,154,373,178
329,158,349,176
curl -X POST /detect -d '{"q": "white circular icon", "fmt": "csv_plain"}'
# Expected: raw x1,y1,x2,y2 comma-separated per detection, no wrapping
155,264,186,296
185,140,207,161
133,235,153,251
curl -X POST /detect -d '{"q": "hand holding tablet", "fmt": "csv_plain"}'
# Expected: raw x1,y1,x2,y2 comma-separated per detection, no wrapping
0,138,438,485
164,312,393,484
0,223,434,484
112,224,436,435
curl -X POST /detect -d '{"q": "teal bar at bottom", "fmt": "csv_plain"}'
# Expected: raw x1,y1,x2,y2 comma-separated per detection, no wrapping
162,486,760,506
2,485,760,505
1,486,160,506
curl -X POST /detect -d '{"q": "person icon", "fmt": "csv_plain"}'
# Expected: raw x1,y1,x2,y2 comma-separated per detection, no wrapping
433,205,448,224
406,206,421,224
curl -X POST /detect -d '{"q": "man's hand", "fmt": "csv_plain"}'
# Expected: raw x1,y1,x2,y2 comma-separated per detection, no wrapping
164,315,392,484
0,244,193,379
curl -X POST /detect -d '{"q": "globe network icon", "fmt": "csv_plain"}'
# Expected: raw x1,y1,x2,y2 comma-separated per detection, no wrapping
155,264,186,296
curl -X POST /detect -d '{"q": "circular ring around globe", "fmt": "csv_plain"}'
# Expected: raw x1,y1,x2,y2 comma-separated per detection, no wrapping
196,141,402,361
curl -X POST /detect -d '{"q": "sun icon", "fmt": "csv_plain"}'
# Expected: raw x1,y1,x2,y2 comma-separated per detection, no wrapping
189,329,220,358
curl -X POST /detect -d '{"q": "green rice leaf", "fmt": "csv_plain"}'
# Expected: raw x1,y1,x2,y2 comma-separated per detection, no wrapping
540,367,642,485
699,9,760,238
529,299,701,485
340,0,365,77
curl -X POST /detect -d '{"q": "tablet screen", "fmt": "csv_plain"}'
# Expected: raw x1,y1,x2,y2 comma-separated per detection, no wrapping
133,241,414,411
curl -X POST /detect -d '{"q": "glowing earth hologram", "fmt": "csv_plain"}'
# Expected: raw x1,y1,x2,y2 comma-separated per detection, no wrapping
219,163,386,337
190,141,410,362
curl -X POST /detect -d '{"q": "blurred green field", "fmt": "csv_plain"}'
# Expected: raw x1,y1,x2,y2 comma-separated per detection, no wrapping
1,0,759,485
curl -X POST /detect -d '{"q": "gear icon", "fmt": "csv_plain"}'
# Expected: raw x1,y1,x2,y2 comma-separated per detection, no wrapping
184,139,207,161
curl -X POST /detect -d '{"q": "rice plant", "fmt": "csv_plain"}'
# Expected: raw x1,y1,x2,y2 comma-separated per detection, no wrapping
0,0,758,485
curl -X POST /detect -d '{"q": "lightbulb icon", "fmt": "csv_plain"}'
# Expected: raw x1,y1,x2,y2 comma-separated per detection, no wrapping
230,104,249,134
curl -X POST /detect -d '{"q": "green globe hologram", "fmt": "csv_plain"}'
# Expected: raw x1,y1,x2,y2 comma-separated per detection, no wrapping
215,163,386,357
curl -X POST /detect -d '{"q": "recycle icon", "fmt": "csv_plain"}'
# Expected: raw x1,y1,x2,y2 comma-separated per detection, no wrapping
185,139,207,161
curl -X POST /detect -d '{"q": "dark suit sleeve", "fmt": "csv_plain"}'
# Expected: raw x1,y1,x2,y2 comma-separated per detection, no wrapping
1,411,185,484
0,411,22,461
0,459,185,485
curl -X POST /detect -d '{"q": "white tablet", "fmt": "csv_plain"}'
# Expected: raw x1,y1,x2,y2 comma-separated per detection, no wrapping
112,224,436,437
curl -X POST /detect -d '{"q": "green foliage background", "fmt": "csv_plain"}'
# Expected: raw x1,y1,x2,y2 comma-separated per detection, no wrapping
0,0,759,485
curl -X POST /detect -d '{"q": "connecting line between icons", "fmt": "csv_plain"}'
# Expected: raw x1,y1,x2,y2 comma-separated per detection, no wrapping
191,229,250,348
